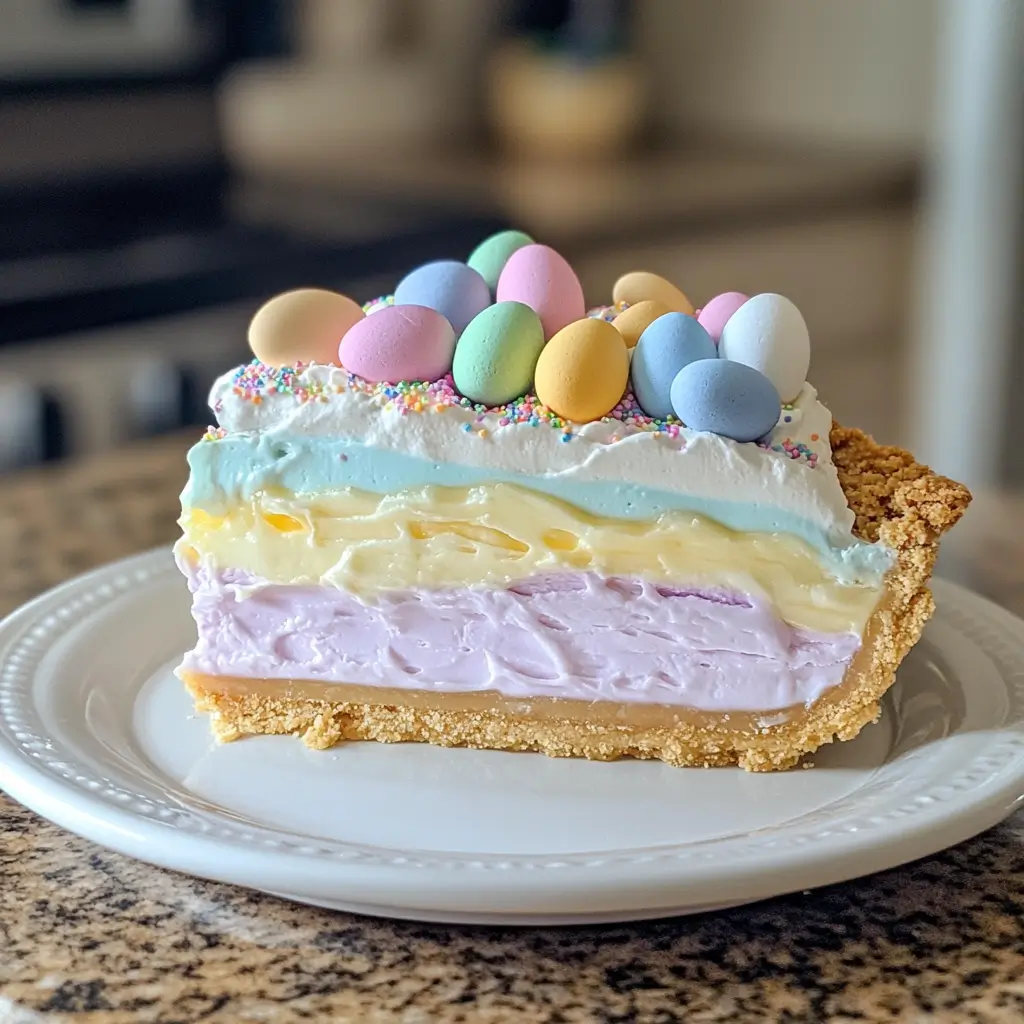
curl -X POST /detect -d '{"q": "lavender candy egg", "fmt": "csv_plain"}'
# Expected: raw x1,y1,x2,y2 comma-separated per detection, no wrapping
631,313,716,419
394,260,491,335
338,304,456,383
670,359,781,443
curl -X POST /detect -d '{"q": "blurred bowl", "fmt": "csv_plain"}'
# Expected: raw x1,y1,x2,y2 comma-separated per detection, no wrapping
486,41,646,160
217,61,458,177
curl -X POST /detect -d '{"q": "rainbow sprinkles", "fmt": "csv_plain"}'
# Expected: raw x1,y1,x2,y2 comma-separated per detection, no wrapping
222,357,820,468
227,360,685,438
176,229,969,771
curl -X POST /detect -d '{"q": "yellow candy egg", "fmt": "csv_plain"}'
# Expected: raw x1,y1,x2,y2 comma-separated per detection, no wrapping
612,271,694,315
534,318,629,423
611,299,671,348
248,288,364,367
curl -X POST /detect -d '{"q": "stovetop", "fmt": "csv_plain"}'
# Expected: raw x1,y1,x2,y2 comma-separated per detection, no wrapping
0,165,507,345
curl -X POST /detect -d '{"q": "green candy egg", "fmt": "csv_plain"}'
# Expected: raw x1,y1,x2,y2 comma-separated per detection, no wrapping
467,229,535,294
452,301,546,406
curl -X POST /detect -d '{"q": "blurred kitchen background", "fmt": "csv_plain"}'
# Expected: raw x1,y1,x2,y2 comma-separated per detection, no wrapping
1,0,1021,493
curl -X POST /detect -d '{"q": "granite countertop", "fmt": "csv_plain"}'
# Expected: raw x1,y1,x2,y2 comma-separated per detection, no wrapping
1,436,1023,1024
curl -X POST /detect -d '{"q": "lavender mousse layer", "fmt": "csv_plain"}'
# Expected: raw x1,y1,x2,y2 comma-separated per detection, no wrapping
180,563,862,713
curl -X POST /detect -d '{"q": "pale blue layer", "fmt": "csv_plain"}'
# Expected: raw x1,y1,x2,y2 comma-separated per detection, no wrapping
183,434,892,583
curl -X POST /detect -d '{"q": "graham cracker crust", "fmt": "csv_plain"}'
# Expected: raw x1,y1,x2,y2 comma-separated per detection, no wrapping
180,425,971,770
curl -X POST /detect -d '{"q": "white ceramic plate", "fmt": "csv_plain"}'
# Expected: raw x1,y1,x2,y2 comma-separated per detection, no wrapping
1,550,1023,925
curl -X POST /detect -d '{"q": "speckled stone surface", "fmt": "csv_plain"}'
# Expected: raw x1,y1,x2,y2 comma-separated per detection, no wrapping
1,436,1023,1023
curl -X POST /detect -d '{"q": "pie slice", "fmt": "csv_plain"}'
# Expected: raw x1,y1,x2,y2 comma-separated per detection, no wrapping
175,246,970,770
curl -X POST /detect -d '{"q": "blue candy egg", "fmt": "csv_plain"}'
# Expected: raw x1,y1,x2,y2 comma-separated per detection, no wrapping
670,359,781,443
631,313,717,418
394,260,491,336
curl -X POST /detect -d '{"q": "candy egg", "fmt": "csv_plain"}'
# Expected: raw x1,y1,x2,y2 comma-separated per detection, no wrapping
697,291,749,343
631,313,717,418
611,299,671,349
248,288,363,367
452,301,546,406
670,359,781,443
496,244,586,340
718,293,810,402
467,229,535,294
534,318,628,423
393,260,491,335
612,271,694,315
338,304,456,383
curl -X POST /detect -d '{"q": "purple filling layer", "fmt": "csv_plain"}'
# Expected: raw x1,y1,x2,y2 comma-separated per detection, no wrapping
179,563,862,712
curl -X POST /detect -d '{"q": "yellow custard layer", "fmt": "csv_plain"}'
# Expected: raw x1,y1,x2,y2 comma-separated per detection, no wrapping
178,483,881,635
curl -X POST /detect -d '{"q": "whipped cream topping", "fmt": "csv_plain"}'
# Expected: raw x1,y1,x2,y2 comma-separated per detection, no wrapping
209,363,868,556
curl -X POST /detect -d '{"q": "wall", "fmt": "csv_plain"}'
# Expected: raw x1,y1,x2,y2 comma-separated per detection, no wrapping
637,0,941,153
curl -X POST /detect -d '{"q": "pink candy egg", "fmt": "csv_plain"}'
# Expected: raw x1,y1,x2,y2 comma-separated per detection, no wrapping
697,292,749,343
496,244,585,340
339,304,456,383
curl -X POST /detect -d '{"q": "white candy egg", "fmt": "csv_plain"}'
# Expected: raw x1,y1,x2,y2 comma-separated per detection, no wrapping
718,294,810,402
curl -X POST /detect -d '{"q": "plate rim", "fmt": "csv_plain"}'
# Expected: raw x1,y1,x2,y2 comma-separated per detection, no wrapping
2,548,1023,920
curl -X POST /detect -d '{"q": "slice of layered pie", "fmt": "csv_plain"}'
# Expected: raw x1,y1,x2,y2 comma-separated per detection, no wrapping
175,235,970,770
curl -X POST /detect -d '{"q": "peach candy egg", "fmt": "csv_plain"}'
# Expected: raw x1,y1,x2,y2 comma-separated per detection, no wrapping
611,299,671,348
248,288,363,367
612,271,694,315
534,317,628,423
